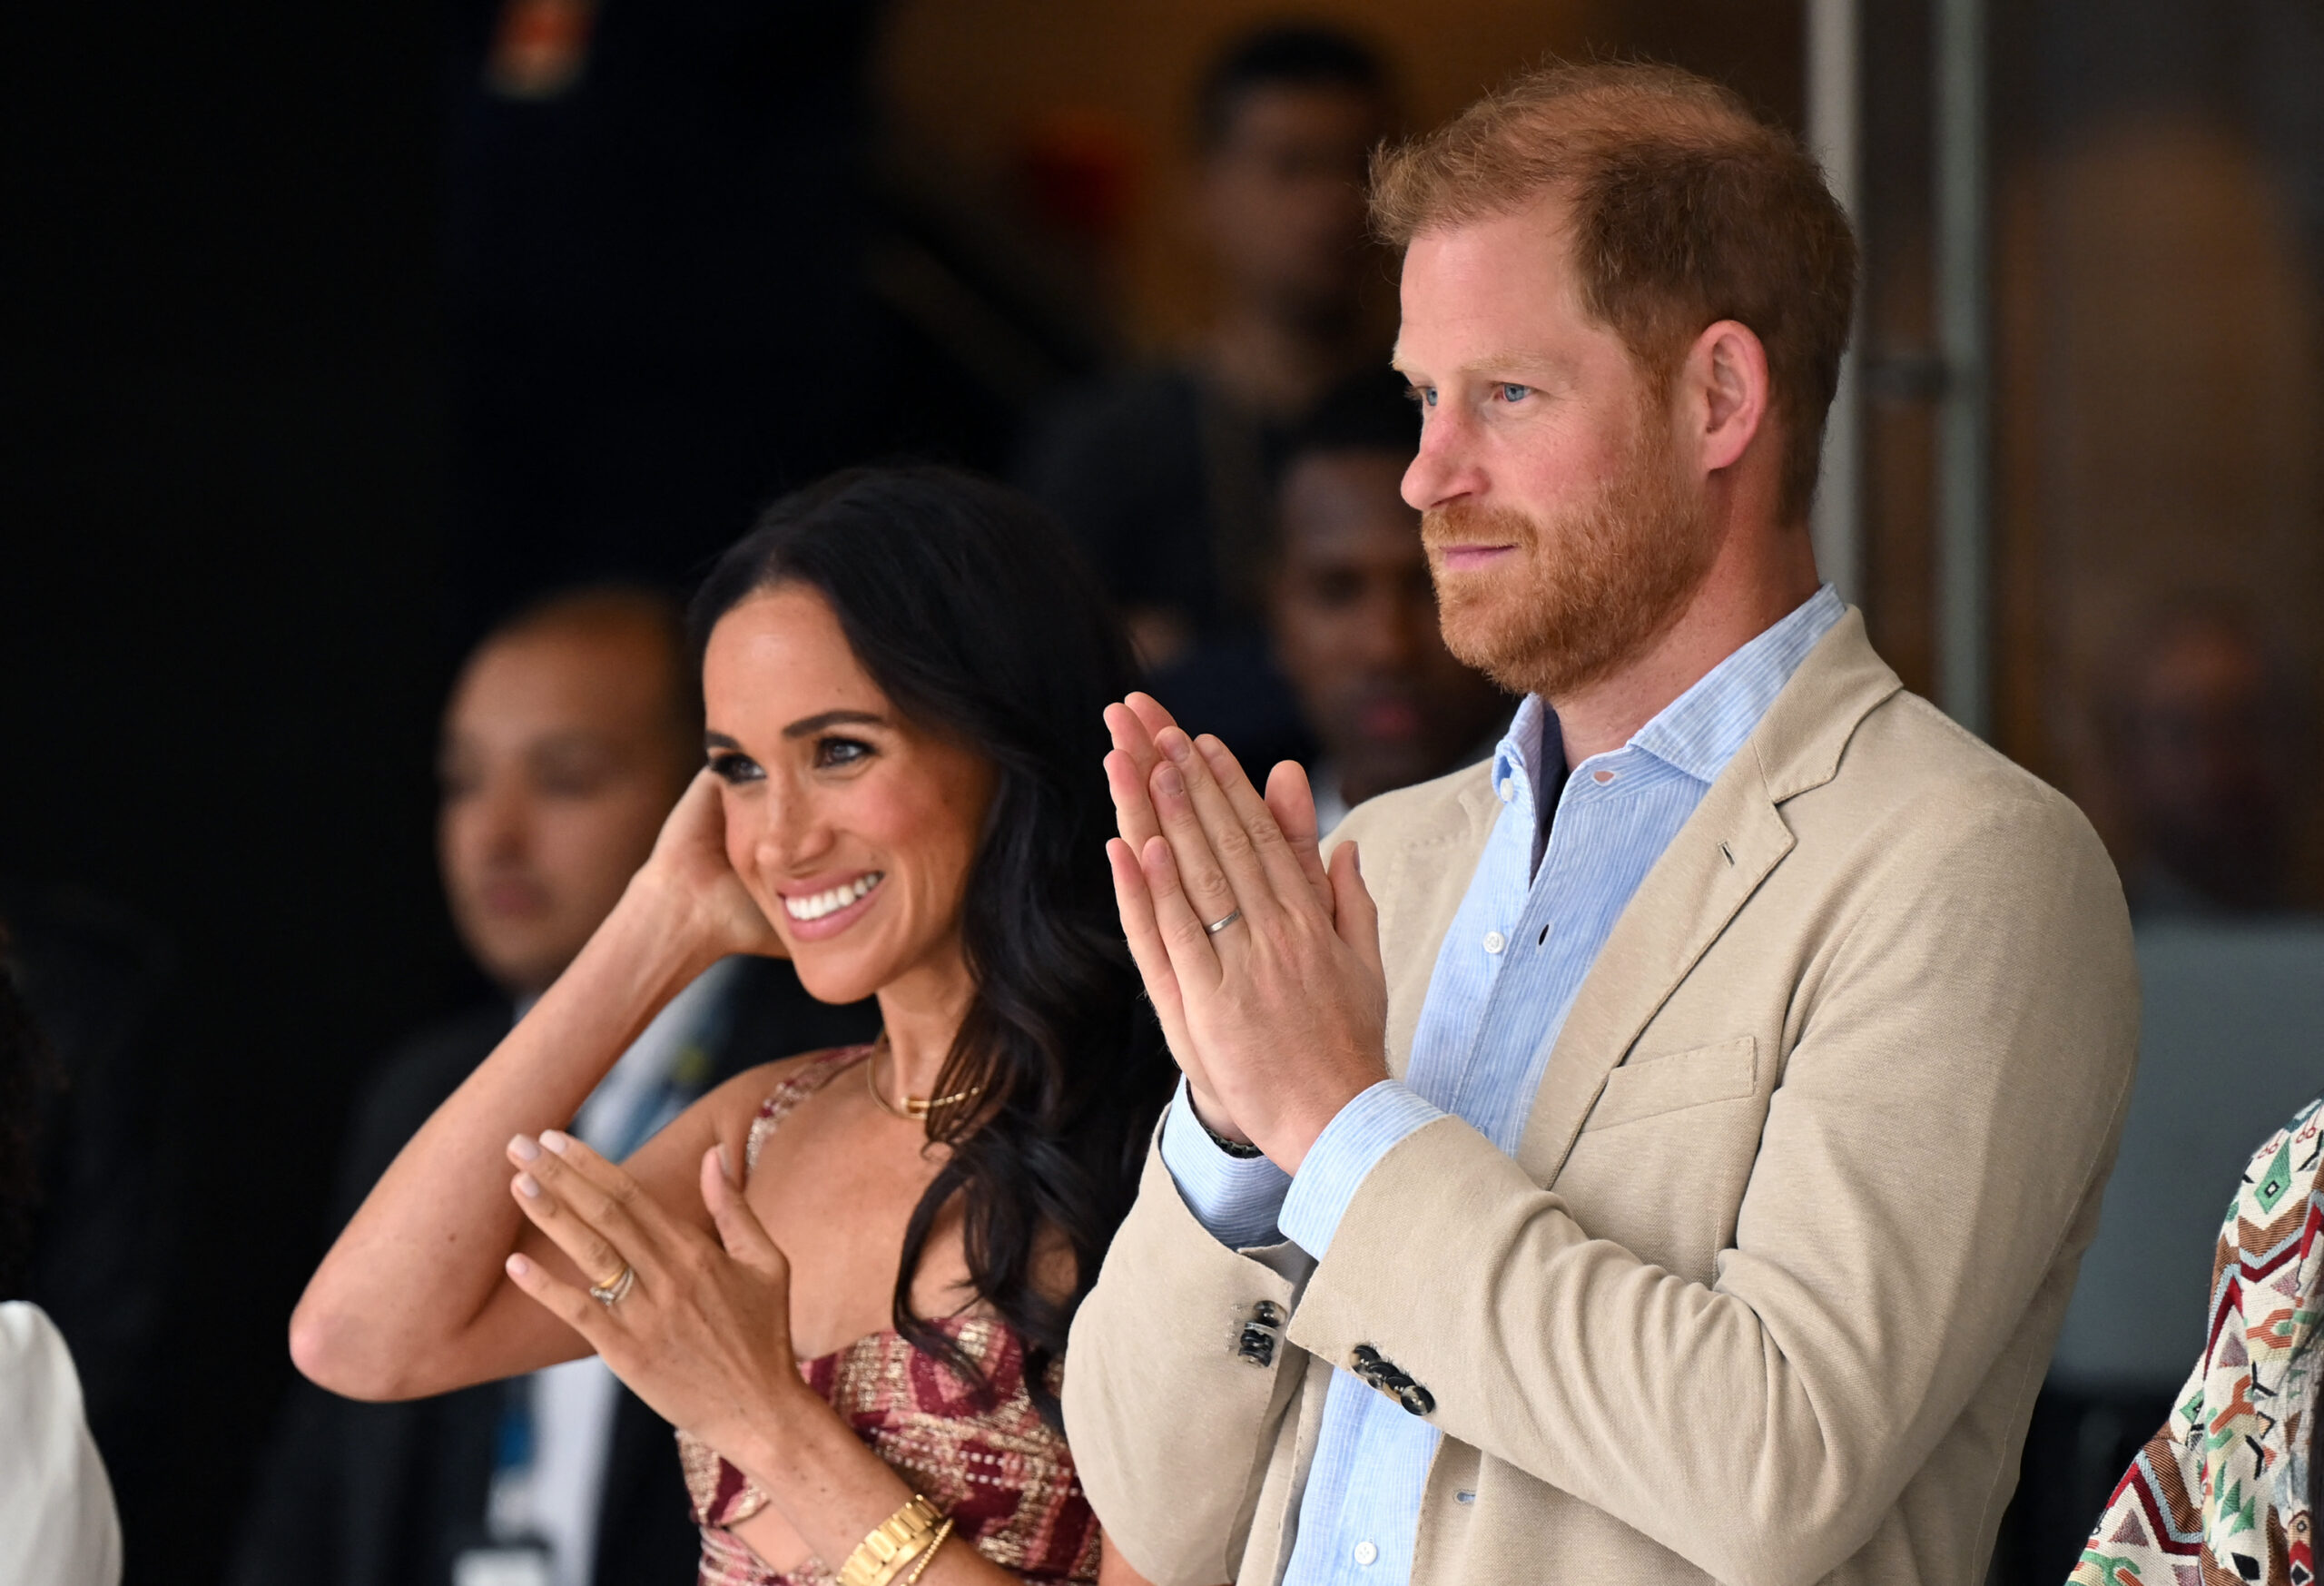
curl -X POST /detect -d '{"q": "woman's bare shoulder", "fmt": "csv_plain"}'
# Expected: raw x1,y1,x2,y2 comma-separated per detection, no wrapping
697,1046,863,1136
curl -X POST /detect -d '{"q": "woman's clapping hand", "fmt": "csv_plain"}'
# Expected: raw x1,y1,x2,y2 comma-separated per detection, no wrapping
500,1130,819,1463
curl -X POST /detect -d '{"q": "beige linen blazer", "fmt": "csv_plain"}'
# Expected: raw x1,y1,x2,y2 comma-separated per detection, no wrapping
1063,612,2140,1586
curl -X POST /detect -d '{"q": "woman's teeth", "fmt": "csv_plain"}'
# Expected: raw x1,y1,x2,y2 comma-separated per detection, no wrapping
783,872,883,922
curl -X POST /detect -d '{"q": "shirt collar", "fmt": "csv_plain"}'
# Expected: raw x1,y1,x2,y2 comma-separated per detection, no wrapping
1491,695,1553,812
1489,585,1846,803
1632,585,1845,783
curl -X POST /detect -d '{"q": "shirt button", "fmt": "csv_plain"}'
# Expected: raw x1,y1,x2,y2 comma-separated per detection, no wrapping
1497,776,1515,803
1592,768,1616,784
1354,1541,1379,1567
1482,931,1506,955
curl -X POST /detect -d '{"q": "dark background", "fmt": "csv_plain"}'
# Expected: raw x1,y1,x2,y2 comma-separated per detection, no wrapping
4,0,455,1569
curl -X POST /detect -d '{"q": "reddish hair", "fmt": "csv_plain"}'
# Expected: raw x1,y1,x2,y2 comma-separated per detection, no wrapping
1371,60,1856,523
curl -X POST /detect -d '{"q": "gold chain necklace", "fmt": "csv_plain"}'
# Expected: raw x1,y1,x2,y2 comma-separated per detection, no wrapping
864,1035,981,1120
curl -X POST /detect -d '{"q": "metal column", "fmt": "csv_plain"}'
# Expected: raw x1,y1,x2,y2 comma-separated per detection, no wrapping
1934,0,1993,736
1807,0,1864,606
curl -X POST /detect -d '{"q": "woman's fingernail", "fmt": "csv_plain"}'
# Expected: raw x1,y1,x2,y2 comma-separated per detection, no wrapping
1159,730,1192,764
516,1173,542,1198
1156,763,1185,799
508,1135,540,1163
718,1143,736,1183
507,1253,532,1277
539,1130,571,1155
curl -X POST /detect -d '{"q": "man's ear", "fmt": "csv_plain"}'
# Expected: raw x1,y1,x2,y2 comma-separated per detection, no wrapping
1684,319,1772,477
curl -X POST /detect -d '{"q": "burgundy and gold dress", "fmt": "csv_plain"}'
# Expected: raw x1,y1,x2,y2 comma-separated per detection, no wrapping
675,1048,1101,1586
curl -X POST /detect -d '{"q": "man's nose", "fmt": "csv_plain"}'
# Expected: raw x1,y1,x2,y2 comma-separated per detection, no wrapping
473,783,534,859
1403,408,1482,511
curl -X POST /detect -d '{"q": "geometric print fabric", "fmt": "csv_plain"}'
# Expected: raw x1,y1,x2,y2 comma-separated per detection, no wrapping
2073,1096,2324,1586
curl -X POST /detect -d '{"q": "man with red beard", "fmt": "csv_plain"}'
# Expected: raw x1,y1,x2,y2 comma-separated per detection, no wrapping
1063,61,2140,1586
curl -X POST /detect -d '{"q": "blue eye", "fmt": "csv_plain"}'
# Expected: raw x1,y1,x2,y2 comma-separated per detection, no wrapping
1501,383,1531,403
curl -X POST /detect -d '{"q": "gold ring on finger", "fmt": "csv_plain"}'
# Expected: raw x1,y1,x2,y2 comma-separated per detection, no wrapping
587,1264,635,1307
1204,908,1243,936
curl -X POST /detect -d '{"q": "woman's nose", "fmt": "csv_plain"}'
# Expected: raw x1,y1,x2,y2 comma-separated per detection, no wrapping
752,784,830,872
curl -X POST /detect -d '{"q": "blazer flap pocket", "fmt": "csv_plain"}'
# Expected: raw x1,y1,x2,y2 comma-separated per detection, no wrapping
1582,1037,1758,1133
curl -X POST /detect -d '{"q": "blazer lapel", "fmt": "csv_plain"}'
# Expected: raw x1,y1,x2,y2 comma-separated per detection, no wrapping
1350,767,1500,1082
1512,610,1904,1182
1515,759,1794,1180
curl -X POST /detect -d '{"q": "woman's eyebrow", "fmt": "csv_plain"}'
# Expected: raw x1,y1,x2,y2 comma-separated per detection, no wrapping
781,709,888,740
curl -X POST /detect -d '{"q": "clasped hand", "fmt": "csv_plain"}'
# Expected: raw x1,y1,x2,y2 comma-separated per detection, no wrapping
1103,694,1390,1173
502,1133,819,1464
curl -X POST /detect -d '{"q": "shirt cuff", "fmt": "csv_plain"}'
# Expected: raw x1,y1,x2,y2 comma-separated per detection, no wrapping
1157,1079,1292,1249
1278,1081,1446,1258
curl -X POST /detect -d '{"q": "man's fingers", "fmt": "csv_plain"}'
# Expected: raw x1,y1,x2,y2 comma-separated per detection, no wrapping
1147,748,1258,934
1186,735,1324,914
1123,692,1181,739
1108,839,1207,1081
1104,704,1166,851
1105,745,1162,852
1150,725,1296,925
1329,842,1385,980
1108,839,1186,1013
1265,759,1334,914
1138,834,1224,990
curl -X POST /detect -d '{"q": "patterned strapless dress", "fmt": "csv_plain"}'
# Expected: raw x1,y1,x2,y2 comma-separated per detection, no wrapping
675,1047,1101,1586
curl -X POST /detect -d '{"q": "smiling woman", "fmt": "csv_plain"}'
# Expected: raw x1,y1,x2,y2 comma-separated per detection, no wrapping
286,468,1179,1586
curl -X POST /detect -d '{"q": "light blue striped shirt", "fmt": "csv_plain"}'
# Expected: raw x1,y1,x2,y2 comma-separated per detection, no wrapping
1157,586,1845,1585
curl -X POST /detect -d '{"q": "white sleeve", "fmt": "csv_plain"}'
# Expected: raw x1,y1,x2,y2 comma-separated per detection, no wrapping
0,1302,123,1586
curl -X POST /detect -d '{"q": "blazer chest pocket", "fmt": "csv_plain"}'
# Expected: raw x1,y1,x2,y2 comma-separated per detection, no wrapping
1581,1037,1758,1133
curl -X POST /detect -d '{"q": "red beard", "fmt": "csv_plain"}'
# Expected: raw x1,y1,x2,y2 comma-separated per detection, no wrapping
1422,423,1718,700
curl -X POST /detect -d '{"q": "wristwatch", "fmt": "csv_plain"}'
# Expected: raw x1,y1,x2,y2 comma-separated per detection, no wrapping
1198,1110,1265,1159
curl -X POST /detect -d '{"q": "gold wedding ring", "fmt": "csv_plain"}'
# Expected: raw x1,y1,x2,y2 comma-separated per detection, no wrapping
587,1264,635,1307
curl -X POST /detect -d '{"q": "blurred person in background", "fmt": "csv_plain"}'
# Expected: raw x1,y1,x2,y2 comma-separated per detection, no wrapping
1023,23,1394,674
0,920,123,1586
1147,369,1509,819
2101,598,2312,915
231,586,873,1586
287,470,1178,1586
1265,371,1508,830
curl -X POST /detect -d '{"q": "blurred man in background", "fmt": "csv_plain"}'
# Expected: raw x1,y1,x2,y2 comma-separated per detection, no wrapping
1132,370,1508,817
231,586,873,1586
1265,374,1509,830
2101,598,2312,914
1023,23,1394,672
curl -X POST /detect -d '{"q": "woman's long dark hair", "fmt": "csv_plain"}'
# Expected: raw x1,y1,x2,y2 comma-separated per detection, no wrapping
690,467,1175,1420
